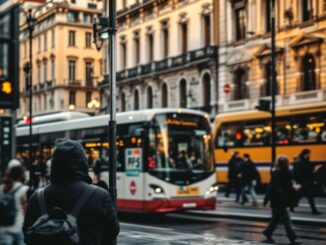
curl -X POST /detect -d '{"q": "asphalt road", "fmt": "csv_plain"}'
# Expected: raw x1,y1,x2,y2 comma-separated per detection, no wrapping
118,212,326,245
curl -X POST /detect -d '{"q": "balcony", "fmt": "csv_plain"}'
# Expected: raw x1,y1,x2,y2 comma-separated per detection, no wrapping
289,89,325,105
65,80,81,87
224,99,250,112
113,46,217,85
46,80,55,88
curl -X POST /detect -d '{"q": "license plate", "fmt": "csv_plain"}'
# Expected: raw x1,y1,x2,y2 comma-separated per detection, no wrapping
182,202,197,208
176,186,200,196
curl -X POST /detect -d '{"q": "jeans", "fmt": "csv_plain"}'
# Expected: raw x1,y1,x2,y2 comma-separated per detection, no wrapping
0,231,25,245
240,182,257,204
264,208,297,241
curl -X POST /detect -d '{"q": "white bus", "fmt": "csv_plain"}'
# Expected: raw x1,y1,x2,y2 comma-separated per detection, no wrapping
16,109,217,213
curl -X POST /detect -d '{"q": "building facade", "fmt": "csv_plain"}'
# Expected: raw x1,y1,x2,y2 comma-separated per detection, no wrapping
18,0,103,118
99,0,218,117
218,0,326,113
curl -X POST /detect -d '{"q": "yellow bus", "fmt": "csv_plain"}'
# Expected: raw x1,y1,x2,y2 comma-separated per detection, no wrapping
213,102,326,185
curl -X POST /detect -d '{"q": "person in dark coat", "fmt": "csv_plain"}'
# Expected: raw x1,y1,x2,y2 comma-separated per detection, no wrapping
225,152,242,202
239,153,259,205
293,149,321,214
23,139,120,245
263,156,301,245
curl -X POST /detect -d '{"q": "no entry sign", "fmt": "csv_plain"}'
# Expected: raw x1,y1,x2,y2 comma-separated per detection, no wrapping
130,180,136,195
224,83,231,94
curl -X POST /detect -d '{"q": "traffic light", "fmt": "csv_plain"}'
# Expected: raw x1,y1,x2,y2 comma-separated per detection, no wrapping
0,4,19,109
256,99,271,112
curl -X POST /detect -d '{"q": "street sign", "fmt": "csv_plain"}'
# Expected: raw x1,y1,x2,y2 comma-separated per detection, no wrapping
223,83,231,94
0,3,19,109
0,116,12,175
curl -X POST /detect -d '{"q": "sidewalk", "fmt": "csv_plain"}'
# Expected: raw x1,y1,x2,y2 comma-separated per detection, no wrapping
188,193,326,226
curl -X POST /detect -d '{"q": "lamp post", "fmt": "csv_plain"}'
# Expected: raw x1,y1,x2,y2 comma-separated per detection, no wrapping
271,0,277,167
21,0,68,189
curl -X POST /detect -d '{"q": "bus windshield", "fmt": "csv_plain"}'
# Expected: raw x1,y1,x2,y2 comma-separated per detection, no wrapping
146,113,214,184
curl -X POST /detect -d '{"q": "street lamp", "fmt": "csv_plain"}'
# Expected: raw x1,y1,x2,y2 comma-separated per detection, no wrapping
92,0,117,220
21,0,68,190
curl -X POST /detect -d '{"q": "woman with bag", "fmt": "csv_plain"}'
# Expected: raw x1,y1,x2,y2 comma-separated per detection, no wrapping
0,165,29,245
262,156,302,245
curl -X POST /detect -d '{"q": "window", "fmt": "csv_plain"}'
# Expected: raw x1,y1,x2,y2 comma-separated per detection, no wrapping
69,91,76,105
85,61,93,86
162,21,169,58
83,13,91,23
67,11,79,22
68,30,76,46
233,68,247,100
134,89,139,110
204,15,211,46
37,36,41,52
71,0,76,3
86,91,92,106
234,4,247,41
134,32,140,65
217,123,244,147
292,114,325,143
203,73,211,107
122,0,127,9
120,41,127,69
68,60,76,82
161,83,168,107
180,23,188,53
147,86,153,108
148,33,154,62
302,0,314,22
263,61,271,96
179,79,187,108
265,0,271,32
44,94,47,110
51,29,55,47
37,63,41,84
121,92,126,112
44,32,47,51
51,57,55,81
301,54,316,91
43,60,47,82
85,32,92,48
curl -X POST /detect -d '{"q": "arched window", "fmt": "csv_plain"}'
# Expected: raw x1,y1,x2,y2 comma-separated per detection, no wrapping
134,89,139,110
161,83,168,108
120,92,126,112
301,54,316,91
179,79,187,108
147,86,153,108
203,73,211,107
302,0,314,22
264,61,272,96
233,68,247,100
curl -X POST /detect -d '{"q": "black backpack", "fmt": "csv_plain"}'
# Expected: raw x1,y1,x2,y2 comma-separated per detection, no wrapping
0,184,23,226
26,186,96,245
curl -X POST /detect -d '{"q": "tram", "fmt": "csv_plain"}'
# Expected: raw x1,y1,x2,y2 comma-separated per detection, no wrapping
16,109,217,213
212,102,326,185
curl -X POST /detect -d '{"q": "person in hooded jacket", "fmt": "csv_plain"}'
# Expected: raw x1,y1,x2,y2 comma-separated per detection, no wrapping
23,139,120,245
263,155,301,245
225,152,242,202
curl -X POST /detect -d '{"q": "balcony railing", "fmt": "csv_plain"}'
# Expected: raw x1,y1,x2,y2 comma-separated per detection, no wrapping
289,89,325,105
114,46,217,84
65,80,81,86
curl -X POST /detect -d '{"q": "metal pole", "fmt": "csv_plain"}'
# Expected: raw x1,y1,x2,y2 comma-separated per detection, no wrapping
27,9,34,189
271,0,276,167
107,0,117,208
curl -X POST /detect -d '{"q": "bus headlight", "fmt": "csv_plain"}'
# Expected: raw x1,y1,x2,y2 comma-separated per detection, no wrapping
149,184,165,194
205,184,219,196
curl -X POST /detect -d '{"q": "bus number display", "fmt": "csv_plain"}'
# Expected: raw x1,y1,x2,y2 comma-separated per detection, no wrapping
125,148,142,174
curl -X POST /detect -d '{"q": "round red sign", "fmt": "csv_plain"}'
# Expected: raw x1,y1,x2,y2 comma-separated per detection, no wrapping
130,180,136,195
224,84,231,94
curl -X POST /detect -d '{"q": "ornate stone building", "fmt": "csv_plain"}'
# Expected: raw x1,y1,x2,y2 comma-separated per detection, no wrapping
99,0,218,117
218,0,326,113
18,0,104,118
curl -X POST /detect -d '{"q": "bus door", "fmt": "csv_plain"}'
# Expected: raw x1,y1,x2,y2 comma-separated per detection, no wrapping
118,124,145,211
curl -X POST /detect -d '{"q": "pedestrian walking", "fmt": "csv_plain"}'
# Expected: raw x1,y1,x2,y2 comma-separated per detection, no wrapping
0,165,29,245
239,153,259,206
23,139,120,245
225,152,242,202
263,156,302,245
293,149,321,215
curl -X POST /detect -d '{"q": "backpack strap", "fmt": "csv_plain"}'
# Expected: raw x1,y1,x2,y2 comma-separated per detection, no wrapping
37,188,47,215
70,185,97,217
9,184,24,195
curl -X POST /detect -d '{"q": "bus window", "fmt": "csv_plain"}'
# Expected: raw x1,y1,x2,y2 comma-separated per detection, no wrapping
292,114,325,143
243,121,270,146
276,120,291,144
217,123,243,148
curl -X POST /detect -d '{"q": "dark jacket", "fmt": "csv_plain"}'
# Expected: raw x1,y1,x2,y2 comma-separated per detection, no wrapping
239,159,259,185
264,168,294,208
228,156,242,181
293,156,314,186
23,139,119,245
